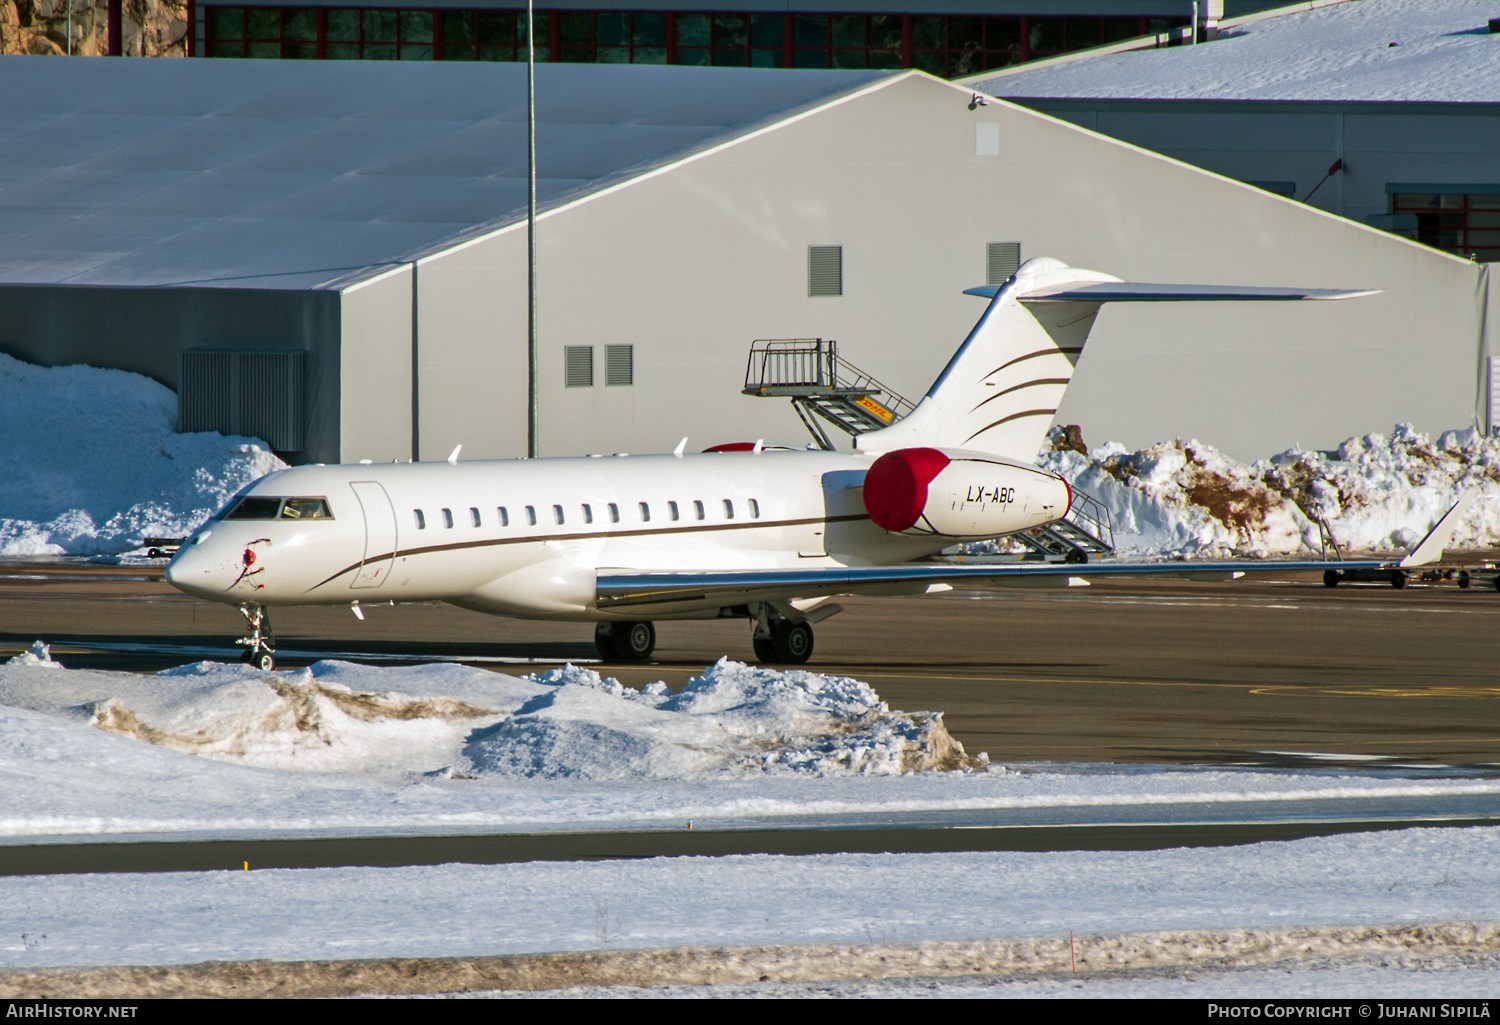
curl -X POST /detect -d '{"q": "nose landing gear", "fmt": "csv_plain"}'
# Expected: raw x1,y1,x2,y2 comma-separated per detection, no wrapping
237,604,276,671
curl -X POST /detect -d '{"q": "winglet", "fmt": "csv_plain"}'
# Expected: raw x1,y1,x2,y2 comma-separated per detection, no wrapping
673,437,687,458
446,444,462,465
1399,489,1476,568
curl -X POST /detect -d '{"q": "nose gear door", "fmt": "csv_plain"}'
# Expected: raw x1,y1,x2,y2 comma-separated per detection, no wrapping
350,481,397,589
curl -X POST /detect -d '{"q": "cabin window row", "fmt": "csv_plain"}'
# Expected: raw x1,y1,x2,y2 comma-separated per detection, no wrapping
411,498,760,530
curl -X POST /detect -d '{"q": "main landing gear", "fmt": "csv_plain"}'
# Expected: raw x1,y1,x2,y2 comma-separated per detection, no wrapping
595,621,656,661
237,603,276,671
751,604,815,665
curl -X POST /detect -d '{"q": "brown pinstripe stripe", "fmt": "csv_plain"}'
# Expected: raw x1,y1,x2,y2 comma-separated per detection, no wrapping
979,346,1083,381
964,408,1058,445
967,377,1071,415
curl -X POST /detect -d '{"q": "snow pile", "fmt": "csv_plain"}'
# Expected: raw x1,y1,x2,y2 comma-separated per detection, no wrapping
467,660,977,780
0,353,285,556
6,641,62,669
0,655,976,781
977,0,1500,104
1023,424,1500,558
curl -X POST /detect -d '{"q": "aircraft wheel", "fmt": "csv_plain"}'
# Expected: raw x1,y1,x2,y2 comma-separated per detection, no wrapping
1064,549,1087,565
770,620,814,665
1493,575,1500,593
617,621,656,661
1323,569,1340,588
593,623,621,660
256,651,275,672
1459,572,1472,589
752,635,777,663
1390,569,1407,590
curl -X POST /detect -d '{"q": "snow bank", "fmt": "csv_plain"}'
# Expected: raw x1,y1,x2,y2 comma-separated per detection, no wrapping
469,660,977,779
0,656,976,781
0,353,284,556
1021,424,1500,558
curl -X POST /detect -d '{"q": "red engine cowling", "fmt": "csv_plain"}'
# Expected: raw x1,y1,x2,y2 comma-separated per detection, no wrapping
863,447,1071,538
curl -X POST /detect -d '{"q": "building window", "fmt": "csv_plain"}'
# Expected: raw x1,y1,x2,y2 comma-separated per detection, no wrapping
986,242,1021,285
199,8,1183,77
564,345,593,387
498,506,509,526
1390,188,1500,262
414,509,426,529
470,506,481,527
606,344,633,386
525,505,537,525
808,245,842,297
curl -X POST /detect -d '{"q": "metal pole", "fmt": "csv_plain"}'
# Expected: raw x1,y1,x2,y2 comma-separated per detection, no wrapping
526,0,539,459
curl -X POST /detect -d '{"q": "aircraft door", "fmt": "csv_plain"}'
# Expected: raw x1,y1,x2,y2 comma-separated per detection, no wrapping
350,481,397,589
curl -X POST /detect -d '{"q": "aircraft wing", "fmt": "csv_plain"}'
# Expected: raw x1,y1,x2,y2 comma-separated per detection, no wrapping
963,283,1379,302
594,558,1390,613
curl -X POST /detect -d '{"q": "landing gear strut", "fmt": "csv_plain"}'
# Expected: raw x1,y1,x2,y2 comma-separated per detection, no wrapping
595,621,656,661
751,605,814,665
237,604,276,671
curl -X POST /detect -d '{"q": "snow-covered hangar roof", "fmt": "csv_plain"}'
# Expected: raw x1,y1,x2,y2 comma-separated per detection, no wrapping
0,57,890,291
970,0,1500,103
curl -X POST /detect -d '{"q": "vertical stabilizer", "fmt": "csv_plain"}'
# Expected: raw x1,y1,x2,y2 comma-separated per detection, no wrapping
856,258,1119,461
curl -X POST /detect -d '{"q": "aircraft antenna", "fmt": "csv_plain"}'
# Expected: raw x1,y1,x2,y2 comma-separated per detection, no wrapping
526,0,539,459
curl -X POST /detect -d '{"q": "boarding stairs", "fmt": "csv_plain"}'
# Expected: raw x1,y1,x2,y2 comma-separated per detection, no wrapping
1007,488,1115,563
742,338,1115,561
742,339,916,452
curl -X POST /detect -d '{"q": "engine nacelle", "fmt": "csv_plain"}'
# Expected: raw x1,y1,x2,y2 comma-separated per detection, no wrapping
863,447,1071,538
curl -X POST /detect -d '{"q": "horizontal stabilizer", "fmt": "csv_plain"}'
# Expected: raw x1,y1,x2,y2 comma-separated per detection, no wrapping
963,283,1379,302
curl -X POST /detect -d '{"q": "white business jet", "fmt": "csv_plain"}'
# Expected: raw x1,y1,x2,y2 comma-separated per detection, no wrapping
166,258,1457,671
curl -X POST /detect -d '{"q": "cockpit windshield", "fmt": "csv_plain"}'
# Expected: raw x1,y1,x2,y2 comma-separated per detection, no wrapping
280,498,333,520
221,497,335,521
224,497,282,520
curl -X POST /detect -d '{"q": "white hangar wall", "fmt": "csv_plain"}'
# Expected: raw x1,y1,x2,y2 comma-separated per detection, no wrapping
335,72,1485,465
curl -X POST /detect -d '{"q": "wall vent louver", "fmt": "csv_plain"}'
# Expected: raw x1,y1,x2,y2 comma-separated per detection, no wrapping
987,242,1022,286
564,345,594,387
808,245,843,297
605,344,633,387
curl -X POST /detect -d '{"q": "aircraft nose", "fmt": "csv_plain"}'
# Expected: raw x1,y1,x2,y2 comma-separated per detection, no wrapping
165,542,226,597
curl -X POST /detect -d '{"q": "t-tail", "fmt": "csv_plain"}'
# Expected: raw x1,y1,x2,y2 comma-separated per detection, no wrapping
855,256,1378,463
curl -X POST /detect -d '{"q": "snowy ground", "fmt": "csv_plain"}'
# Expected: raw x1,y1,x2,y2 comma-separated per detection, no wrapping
975,0,1500,104
2,828,1498,971
3,652,1499,992
2,353,1496,560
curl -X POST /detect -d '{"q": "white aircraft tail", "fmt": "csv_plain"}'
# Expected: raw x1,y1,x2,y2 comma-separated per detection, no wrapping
854,257,1377,462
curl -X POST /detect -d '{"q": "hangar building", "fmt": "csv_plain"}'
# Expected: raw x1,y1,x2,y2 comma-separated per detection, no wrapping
0,53,1489,465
